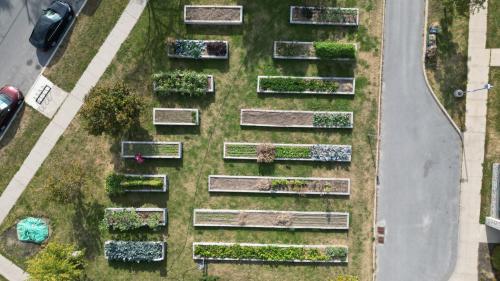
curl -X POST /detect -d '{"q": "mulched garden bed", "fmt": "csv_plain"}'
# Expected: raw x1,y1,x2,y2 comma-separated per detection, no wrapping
208,175,350,195
185,5,242,24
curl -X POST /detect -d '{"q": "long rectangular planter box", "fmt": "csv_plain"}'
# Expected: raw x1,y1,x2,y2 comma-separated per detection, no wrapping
193,209,349,230
257,76,355,95
118,174,168,192
121,141,182,159
167,39,229,59
153,74,214,94
223,142,352,162
208,175,350,195
240,109,353,128
104,208,168,228
273,41,356,60
184,5,243,25
104,241,165,262
290,6,359,26
193,242,348,263
153,108,199,126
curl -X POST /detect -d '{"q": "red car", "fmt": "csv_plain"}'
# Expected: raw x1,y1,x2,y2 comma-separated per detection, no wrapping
0,86,24,139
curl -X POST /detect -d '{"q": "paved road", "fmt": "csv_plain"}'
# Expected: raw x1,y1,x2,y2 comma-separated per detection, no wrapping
0,0,84,93
376,0,462,280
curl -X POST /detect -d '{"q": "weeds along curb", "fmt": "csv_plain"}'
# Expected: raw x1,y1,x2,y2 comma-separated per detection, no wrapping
421,0,464,142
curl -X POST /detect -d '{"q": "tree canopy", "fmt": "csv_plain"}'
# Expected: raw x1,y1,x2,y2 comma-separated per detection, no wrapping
27,242,85,281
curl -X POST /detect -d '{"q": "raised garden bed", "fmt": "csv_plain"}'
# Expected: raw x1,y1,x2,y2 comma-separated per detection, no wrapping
257,76,355,95
240,109,353,128
103,208,167,231
105,174,168,194
193,209,349,230
193,242,348,263
121,141,182,159
153,108,199,126
184,5,243,25
273,41,356,60
208,175,350,195
152,71,214,96
167,39,228,59
290,6,359,26
104,241,165,262
223,142,352,162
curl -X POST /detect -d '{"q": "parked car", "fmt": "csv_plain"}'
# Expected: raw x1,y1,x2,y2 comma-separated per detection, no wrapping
29,0,74,50
0,86,24,139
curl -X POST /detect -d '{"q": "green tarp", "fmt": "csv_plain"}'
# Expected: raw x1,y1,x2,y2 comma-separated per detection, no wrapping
17,217,48,244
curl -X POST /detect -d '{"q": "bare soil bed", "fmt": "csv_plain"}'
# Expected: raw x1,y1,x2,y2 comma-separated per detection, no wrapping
209,176,349,194
185,7,241,21
194,210,349,229
242,110,312,126
154,109,195,124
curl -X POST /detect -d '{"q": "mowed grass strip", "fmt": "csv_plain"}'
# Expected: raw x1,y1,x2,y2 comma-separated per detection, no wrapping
487,0,500,48
0,0,382,280
44,0,129,92
480,67,500,223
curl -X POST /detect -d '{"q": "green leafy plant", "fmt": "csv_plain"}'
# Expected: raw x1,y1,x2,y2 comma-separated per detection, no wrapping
275,146,311,159
103,209,163,231
225,144,257,157
104,241,163,262
105,173,164,194
152,70,209,96
173,40,205,58
313,113,352,128
80,83,143,137
325,247,348,261
26,242,86,281
313,41,356,59
260,77,339,93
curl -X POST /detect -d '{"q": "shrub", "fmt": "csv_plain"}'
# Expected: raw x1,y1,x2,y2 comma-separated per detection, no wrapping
313,41,356,59
104,241,163,262
80,83,143,137
152,70,209,97
313,113,352,128
260,77,339,92
45,163,85,204
26,242,85,281
256,143,276,163
103,209,163,231
275,146,311,159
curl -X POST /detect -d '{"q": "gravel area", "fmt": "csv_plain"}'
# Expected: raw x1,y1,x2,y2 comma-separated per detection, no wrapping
241,110,313,126
186,7,241,21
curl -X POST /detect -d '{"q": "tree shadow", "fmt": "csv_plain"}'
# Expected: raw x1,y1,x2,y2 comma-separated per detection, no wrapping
71,198,105,259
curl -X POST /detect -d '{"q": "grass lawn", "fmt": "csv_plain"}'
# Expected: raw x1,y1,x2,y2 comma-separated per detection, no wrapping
487,0,500,48
43,0,129,92
425,0,469,130
0,107,49,195
480,67,500,223
0,274,6,281
0,0,382,280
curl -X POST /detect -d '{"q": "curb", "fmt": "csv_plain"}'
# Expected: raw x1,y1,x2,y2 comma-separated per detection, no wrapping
421,0,464,142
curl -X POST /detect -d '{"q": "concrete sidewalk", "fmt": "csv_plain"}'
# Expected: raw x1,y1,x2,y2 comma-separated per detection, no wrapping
0,0,148,280
449,2,490,280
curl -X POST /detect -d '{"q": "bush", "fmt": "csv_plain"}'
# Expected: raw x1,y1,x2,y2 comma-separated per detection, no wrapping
80,83,143,137
45,163,85,204
256,143,276,163
260,77,339,92
104,241,163,262
313,41,356,59
152,70,209,97
26,242,85,281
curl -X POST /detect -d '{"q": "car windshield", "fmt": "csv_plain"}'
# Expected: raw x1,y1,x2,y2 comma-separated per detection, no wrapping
43,9,62,21
0,94,12,111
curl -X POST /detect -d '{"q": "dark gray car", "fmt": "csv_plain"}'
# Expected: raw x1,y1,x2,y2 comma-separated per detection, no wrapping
29,1,74,50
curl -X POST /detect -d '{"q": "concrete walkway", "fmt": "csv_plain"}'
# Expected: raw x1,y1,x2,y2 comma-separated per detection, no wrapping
0,0,148,280
449,2,490,281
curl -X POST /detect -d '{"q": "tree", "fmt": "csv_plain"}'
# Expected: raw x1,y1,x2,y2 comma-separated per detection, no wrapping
80,83,143,137
27,242,85,281
45,163,85,204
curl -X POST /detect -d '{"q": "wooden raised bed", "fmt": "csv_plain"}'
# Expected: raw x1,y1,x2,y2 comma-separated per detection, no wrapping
273,41,356,60
167,39,228,59
184,5,243,25
290,6,359,26
104,208,167,230
104,241,165,262
257,76,355,95
193,242,348,263
223,142,352,162
208,175,350,195
121,141,182,159
240,109,353,128
193,209,349,230
153,108,199,126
